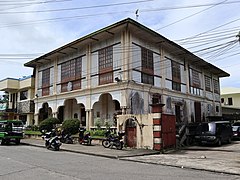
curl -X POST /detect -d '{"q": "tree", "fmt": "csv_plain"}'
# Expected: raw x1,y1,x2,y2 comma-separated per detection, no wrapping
61,119,80,135
39,117,60,132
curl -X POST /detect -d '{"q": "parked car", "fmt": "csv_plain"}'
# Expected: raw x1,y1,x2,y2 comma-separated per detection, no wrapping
232,121,240,139
0,120,24,145
195,121,232,146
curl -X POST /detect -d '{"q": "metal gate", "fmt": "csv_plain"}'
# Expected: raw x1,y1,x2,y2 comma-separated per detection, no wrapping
125,118,137,148
161,114,176,149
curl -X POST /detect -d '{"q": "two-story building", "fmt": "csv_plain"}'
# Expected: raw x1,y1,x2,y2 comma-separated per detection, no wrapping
0,76,35,125
221,87,240,121
24,18,229,130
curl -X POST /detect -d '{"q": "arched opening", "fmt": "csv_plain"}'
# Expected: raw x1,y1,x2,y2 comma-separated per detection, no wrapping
59,99,86,126
57,106,64,123
80,104,86,127
113,100,121,114
64,99,79,120
39,103,52,123
92,93,121,127
125,118,137,148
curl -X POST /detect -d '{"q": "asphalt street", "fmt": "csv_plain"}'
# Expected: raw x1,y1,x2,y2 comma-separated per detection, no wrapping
0,145,239,180
21,138,240,176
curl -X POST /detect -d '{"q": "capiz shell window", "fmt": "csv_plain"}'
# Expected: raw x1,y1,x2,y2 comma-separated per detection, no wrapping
99,46,113,85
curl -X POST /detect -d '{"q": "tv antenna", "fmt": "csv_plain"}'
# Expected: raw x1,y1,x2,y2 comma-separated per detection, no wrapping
135,9,139,21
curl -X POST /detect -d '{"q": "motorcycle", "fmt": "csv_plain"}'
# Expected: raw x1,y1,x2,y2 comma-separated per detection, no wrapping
42,130,62,151
60,131,73,144
102,131,125,150
102,130,114,148
78,128,92,145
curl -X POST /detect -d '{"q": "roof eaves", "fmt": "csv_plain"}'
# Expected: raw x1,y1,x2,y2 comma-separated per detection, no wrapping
24,18,132,68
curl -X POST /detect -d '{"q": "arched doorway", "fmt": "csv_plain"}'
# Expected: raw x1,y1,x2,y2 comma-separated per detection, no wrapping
80,104,86,127
57,106,64,123
92,93,120,127
61,99,86,126
39,103,52,123
125,118,137,148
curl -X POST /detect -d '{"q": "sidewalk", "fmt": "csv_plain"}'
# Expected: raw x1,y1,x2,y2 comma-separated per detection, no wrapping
21,138,159,159
22,138,240,176
123,142,240,176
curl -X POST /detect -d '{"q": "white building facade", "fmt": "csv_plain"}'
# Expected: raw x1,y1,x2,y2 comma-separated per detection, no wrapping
25,18,229,129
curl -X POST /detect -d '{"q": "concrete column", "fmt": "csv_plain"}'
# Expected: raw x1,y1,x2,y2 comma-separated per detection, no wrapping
85,109,94,130
52,112,58,118
26,114,34,126
160,46,166,88
185,60,190,94
86,110,90,130
34,113,39,125
53,58,58,95
151,104,165,151
89,109,94,128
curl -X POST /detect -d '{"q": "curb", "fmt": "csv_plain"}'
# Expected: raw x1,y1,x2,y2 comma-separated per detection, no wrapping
22,142,240,176
120,158,240,176
21,142,159,159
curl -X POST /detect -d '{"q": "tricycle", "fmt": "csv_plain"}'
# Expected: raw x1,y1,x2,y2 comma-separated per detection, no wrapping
0,120,24,145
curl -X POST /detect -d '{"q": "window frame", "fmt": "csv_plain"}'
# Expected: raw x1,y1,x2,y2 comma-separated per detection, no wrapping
20,90,28,101
99,46,113,85
205,75,212,92
213,79,220,94
171,61,181,91
228,97,233,105
42,68,50,96
61,57,82,92
141,47,154,85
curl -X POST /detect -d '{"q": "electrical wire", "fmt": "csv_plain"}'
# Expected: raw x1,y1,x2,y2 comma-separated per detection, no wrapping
155,0,228,31
0,0,154,14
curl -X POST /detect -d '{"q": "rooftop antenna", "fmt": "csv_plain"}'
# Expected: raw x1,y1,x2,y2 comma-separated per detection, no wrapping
237,31,240,44
135,9,139,21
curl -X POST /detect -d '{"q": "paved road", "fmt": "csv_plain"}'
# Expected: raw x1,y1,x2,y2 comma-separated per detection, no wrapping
22,138,240,176
0,145,239,180
124,141,240,175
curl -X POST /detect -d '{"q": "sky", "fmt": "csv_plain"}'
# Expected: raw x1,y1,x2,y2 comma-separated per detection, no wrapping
0,0,239,93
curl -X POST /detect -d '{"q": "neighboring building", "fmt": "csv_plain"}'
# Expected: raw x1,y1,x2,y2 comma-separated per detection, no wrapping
24,18,229,130
221,87,240,121
0,94,8,114
0,76,35,125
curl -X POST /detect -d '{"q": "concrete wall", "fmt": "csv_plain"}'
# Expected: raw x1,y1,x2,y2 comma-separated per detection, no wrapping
118,114,154,149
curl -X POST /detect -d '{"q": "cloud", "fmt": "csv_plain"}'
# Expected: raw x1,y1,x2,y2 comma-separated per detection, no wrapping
0,0,239,89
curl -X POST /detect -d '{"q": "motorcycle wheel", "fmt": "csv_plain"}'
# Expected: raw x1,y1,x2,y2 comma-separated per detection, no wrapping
65,138,73,144
116,142,123,150
45,141,49,148
54,146,60,151
87,139,92,146
102,140,111,148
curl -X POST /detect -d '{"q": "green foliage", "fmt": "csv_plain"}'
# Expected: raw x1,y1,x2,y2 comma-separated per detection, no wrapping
90,129,106,137
26,125,39,131
24,130,41,135
94,119,103,130
39,117,60,132
61,119,80,135
104,121,111,129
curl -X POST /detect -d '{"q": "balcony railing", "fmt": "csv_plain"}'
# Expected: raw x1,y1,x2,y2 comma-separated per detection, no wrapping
17,100,34,114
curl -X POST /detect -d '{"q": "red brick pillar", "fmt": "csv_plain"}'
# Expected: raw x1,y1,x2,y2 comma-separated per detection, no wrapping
151,104,165,151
